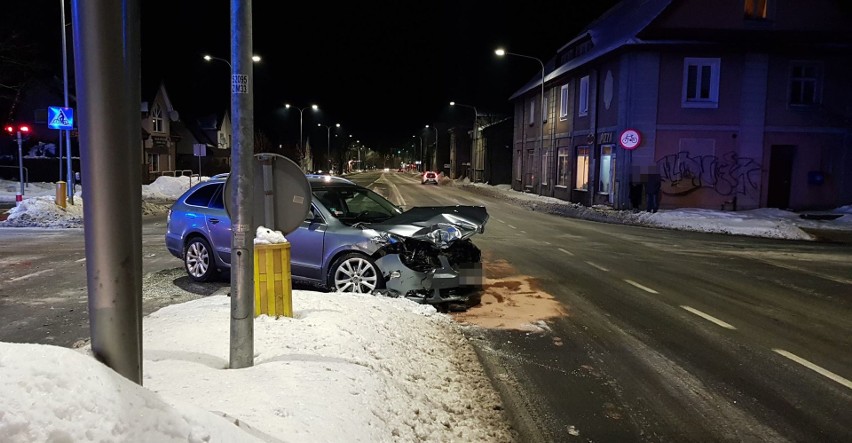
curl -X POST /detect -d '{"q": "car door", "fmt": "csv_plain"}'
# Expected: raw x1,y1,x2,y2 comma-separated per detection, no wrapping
285,203,326,281
206,185,232,266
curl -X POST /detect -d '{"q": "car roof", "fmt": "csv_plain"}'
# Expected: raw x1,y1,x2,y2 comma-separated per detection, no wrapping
199,173,357,187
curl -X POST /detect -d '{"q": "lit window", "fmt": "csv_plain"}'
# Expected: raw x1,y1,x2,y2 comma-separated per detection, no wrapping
542,96,548,124
560,84,569,120
578,76,589,116
682,58,720,108
575,146,589,190
744,0,768,19
557,147,570,187
789,62,821,106
151,104,164,133
541,150,551,186
598,145,614,194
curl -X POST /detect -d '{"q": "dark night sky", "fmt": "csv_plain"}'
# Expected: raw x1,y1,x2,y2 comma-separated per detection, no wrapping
7,0,620,153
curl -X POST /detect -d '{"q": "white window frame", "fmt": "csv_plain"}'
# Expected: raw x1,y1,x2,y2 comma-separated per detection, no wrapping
541,150,551,186
529,99,535,126
578,76,589,117
682,57,721,108
556,147,570,187
542,96,548,123
789,61,821,107
151,104,164,133
559,84,569,120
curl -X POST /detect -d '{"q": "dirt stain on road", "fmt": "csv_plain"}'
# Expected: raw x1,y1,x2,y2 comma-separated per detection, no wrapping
451,257,567,331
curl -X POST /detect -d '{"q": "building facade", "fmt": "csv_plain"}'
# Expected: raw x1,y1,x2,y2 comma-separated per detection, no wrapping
509,0,852,211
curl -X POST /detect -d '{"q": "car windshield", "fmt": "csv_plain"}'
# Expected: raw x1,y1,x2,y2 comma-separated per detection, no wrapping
313,186,402,224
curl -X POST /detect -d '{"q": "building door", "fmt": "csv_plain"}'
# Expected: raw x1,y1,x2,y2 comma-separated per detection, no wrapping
767,145,795,209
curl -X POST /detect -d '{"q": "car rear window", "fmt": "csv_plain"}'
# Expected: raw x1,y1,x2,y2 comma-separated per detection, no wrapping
185,183,223,207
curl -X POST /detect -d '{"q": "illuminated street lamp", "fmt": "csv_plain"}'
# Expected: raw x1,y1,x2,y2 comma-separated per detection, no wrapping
412,134,423,172
318,122,340,172
285,103,319,157
203,54,261,68
495,48,545,189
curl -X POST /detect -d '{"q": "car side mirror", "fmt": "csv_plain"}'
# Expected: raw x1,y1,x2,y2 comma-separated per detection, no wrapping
306,208,323,223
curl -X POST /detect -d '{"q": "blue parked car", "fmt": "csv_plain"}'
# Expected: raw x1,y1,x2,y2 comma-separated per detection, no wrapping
165,174,488,309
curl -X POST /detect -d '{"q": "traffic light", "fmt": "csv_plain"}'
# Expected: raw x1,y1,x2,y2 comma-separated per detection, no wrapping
5,123,31,140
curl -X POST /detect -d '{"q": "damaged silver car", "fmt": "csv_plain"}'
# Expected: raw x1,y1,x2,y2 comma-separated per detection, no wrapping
166,174,488,310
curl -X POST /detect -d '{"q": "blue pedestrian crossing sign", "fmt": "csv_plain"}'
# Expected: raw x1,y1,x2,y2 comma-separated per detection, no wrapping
48,106,74,130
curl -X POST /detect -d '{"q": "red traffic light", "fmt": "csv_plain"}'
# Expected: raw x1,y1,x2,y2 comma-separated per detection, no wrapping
4,125,13,134
19,125,30,133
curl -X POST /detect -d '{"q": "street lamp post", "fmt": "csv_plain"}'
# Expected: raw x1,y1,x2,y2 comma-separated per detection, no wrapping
285,103,318,162
318,122,340,172
412,134,423,172
495,48,545,191
450,101,479,180
203,53,261,69
425,124,438,172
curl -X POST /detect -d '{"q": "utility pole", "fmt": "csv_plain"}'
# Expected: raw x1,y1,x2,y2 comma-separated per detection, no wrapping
229,0,255,369
71,0,143,383
61,0,74,204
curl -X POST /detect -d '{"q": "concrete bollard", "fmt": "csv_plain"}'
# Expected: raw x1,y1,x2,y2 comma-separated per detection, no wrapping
55,181,67,208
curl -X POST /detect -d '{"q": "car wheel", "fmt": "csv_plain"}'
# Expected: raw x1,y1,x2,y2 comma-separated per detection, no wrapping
184,237,217,282
329,253,385,294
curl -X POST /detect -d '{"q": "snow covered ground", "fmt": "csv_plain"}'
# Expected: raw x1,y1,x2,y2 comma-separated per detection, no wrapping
1,174,851,442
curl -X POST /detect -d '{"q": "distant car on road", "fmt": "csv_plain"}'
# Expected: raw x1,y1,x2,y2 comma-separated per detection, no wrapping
421,171,439,185
165,174,488,309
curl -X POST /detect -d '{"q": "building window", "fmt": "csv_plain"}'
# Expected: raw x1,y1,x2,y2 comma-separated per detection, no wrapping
557,147,570,187
542,96,548,123
560,84,569,120
682,57,720,108
541,150,551,186
578,76,589,116
789,62,821,106
526,149,535,186
599,145,614,194
575,146,589,190
147,153,160,172
529,99,535,126
516,148,522,182
744,0,768,19
151,104,164,133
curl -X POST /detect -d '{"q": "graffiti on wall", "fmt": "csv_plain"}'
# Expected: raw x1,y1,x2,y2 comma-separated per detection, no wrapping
657,151,761,196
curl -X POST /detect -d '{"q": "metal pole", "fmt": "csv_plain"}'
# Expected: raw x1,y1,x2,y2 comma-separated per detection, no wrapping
326,126,330,172
230,0,255,369
540,66,544,195
298,109,303,162
17,132,24,196
71,0,142,383
61,0,74,204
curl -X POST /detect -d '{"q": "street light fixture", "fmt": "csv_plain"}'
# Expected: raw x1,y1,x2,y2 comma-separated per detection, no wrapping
318,122,340,172
202,53,261,69
495,48,545,190
285,103,319,160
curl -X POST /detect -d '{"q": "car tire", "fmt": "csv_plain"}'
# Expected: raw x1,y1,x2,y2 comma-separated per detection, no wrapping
184,237,217,282
328,253,385,294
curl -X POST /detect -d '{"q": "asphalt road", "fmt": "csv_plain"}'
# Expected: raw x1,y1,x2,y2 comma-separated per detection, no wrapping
352,171,852,442
1,172,850,441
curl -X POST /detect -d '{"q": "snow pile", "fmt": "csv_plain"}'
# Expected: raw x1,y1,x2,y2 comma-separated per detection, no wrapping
1,195,84,228
141,175,201,200
254,226,288,244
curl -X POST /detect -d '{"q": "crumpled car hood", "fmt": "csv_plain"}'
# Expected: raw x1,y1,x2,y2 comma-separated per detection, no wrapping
369,206,488,241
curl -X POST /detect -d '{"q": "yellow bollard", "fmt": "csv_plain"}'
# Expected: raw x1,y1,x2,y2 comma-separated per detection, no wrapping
55,181,67,208
253,243,293,318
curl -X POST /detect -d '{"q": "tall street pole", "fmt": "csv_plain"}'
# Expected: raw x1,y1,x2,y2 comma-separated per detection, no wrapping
230,0,255,369
71,0,143,383
61,0,74,204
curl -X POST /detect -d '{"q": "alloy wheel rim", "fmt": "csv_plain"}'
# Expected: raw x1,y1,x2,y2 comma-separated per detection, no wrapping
335,258,378,293
187,242,209,278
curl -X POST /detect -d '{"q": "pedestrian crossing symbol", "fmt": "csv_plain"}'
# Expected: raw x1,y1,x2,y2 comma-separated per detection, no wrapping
48,106,74,130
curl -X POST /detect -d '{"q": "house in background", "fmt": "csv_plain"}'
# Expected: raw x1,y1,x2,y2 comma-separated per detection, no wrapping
507,0,852,211
141,82,179,183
